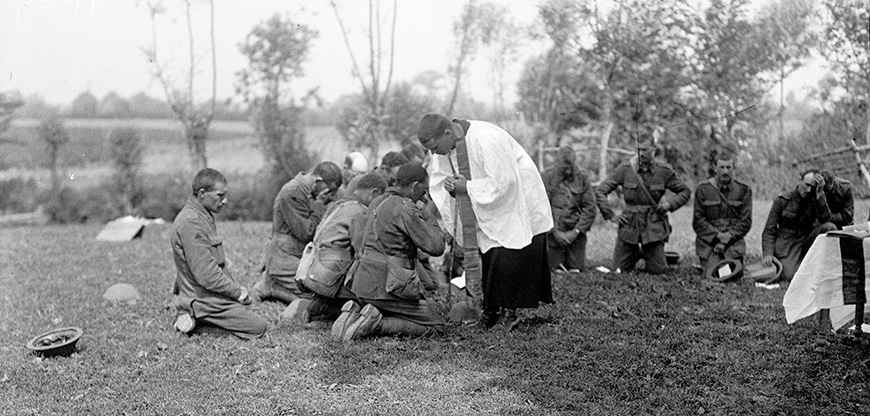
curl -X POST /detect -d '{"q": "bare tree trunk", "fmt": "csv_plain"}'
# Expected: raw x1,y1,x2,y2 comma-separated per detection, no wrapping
866,97,869,145
779,67,785,143
186,123,208,172
597,122,614,184
49,149,60,193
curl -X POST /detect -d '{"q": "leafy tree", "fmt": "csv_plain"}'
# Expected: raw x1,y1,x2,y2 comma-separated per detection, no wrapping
68,91,98,118
128,92,173,119
756,0,817,140
142,0,218,171
236,12,318,178
819,0,869,143
97,91,132,118
336,81,439,149
108,127,145,215
37,113,70,193
330,0,398,161
445,0,513,117
0,91,23,147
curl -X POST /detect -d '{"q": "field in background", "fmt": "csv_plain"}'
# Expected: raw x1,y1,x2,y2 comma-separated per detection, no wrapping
1,118,350,189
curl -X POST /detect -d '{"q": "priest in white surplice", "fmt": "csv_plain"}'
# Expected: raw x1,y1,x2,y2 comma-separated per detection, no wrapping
417,113,554,330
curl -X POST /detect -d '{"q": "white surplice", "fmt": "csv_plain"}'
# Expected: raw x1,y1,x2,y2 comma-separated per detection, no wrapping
428,120,553,253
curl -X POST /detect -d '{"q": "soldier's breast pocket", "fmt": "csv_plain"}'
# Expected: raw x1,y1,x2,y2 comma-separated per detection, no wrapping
701,198,721,217
649,183,666,200
209,236,226,266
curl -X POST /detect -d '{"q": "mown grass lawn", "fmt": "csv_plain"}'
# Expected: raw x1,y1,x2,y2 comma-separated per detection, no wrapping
1,202,869,415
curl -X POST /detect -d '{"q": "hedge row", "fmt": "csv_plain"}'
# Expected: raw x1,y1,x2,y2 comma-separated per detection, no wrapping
0,171,283,224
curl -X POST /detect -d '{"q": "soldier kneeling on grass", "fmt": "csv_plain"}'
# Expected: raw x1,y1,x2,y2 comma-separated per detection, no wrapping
692,151,752,277
283,173,387,326
170,168,267,339
335,163,447,341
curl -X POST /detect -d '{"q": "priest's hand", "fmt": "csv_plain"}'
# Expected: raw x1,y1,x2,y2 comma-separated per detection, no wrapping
451,175,468,195
761,255,775,268
716,231,732,245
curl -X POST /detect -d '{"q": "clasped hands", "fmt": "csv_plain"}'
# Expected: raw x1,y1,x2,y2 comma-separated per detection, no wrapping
443,174,468,196
553,229,580,246
609,199,671,226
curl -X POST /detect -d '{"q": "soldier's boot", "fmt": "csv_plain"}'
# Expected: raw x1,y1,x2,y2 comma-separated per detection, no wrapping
281,298,311,323
174,313,196,334
252,274,299,304
331,300,362,340
342,304,383,342
377,317,436,337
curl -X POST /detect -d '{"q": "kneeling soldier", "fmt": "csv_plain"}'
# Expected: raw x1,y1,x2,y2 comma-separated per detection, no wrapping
692,151,752,276
338,164,446,341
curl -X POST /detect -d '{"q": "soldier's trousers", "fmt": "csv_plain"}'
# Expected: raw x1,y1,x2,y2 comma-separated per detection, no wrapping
306,285,356,321
257,271,310,304
177,296,267,340
362,298,445,337
774,222,837,281
613,238,667,274
547,232,587,271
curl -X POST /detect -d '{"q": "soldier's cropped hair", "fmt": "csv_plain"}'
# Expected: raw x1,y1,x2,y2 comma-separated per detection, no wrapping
192,168,226,195
314,161,342,185
356,173,388,194
381,151,409,168
401,143,426,163
715,149,736,163
396,163,428,187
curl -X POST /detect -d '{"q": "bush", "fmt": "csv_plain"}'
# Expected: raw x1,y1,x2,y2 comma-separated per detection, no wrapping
139,173,189,221
108,126,145,215
42,186,119,224
0,176,40,214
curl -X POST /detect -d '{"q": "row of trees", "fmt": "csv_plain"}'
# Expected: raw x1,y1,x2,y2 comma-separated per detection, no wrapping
5,0,866,189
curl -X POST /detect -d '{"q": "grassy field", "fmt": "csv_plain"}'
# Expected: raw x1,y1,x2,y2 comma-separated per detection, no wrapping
1,118,351,189
2,200,869,415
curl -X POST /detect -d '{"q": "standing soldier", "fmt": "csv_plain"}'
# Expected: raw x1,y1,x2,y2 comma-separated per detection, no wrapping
541,146,599,273
819,169,854,229
596,136,691,274
692,152,752,276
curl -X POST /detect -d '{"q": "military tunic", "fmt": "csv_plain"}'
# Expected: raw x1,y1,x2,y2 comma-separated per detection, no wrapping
761,189,836,281
171,197,267,339
692,178,753,271
541,165,599,271
596,160,691,273
348,189,446,336
301,196,367,320
262,173,327,299
824,177,854,229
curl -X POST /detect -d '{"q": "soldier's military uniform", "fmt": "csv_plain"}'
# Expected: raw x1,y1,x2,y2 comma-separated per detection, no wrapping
823,177,854,229
762,188,836,281
541,165,599,272
596,160,691,274
692,178,752,273
348,189,446,337
259,173,327,303
171,197,267,339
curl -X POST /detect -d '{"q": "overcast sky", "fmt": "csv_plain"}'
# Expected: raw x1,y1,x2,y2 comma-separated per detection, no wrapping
0,0,823,108
0,0,543,107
